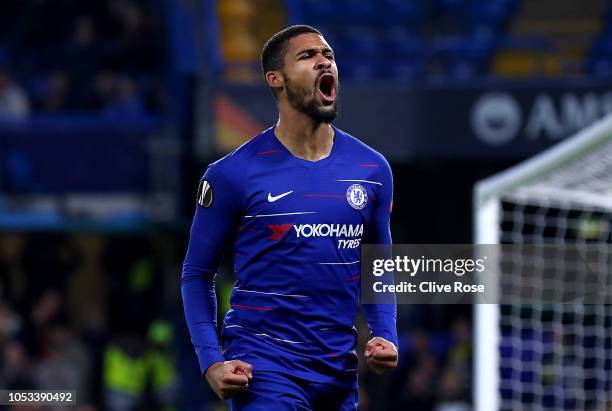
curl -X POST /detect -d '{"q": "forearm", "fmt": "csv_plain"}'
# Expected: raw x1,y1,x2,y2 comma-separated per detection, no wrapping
362,303,398,348
181,265,225,376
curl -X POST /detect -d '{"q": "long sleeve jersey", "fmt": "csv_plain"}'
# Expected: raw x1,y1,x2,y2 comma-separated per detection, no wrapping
181,125,397,388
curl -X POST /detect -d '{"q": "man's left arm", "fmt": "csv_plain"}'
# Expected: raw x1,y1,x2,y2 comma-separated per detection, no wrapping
361,158,399,374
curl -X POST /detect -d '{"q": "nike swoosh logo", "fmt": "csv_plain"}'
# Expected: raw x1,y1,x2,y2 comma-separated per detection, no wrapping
268,191,293,202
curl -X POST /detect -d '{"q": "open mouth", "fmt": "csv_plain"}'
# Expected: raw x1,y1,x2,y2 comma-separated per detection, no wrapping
316,73,336,104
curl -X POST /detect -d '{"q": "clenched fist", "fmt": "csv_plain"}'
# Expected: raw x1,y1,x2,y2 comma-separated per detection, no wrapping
205,360,253,400
364,337,398,374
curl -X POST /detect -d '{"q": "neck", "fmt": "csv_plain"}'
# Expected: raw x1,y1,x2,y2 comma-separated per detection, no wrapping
274,103,334,161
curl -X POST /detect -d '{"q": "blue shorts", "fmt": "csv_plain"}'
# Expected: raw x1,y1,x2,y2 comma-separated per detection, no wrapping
229,371,358,411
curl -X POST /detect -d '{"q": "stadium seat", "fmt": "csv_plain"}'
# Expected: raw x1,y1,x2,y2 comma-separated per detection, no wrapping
585,34,612,77
381,29,427,81
432,35,498,80
378,0,422,27
339,0,379,25
295,0,337,24
493,36,558,77
463,0,518,35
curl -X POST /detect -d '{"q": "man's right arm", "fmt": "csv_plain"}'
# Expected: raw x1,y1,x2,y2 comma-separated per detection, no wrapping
180,162,251,397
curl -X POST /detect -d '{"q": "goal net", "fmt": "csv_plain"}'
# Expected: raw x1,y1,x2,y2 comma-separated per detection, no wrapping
474,115,612,411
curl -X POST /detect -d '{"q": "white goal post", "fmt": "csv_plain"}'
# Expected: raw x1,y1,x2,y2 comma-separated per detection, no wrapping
474,114,612,411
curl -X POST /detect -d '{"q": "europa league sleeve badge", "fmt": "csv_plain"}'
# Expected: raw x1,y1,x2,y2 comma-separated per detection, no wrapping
196,180,213,208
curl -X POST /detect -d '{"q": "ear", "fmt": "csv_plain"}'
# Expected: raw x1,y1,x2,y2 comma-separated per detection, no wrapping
265,70,284,90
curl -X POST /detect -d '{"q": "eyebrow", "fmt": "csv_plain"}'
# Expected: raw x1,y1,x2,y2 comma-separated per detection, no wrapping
295,47,334,57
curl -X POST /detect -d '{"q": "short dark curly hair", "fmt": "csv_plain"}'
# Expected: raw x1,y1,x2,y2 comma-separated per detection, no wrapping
261,25,322,76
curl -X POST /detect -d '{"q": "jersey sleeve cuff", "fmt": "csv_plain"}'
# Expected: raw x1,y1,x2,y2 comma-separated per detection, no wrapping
198,350,226,377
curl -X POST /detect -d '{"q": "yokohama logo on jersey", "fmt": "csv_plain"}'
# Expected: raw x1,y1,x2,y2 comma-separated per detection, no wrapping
267,223,363,248
294,224,363,238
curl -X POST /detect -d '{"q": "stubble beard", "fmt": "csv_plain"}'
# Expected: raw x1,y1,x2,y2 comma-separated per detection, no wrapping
284,74,338,124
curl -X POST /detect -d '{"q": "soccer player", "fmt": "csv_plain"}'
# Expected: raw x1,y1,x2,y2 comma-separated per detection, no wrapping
181,25,398,410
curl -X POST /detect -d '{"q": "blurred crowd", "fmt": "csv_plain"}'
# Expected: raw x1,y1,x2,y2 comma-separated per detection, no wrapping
0,0,165,119
0,233,181,411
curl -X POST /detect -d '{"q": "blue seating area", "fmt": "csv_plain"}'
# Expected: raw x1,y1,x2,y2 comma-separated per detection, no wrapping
0,0,196,230
283,0,612,82
438,0,519,35
585,2,612,76
286,0,520,82
587,32,612,77
0,0,168,117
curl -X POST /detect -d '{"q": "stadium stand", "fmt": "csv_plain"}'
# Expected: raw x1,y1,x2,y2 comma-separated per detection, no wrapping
214,0,610,82
0,0,165,115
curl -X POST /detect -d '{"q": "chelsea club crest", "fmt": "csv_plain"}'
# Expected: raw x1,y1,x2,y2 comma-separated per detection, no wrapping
346,184,368,210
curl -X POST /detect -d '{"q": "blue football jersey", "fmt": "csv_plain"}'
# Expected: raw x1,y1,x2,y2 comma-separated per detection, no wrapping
181,125,397,388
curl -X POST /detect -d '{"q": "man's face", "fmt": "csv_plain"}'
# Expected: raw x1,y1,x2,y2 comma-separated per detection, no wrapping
280,33,339,123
